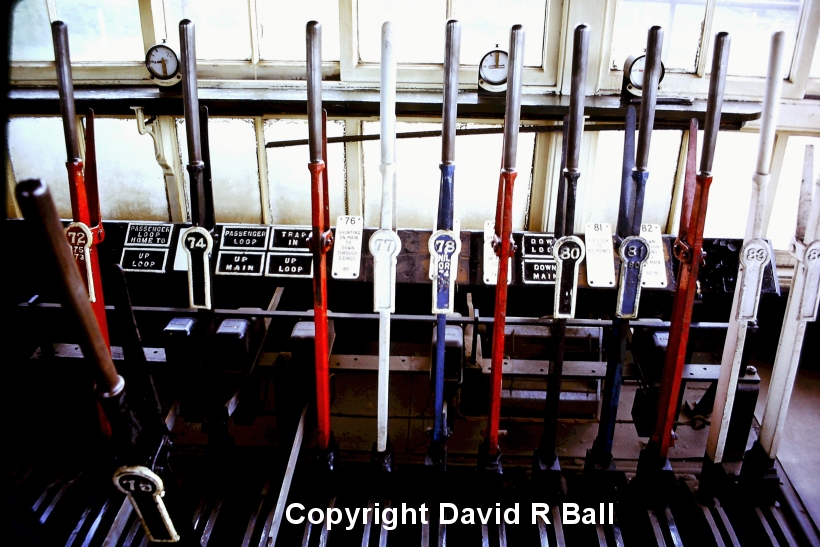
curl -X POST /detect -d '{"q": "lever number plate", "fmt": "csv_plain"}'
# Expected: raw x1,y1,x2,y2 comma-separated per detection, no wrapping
65,222,95,302
181,227,213,310
736,238,770,321
553,235,585,318
429,230,461,314
113,466,179,543
370,230,401,312
616,236,650,319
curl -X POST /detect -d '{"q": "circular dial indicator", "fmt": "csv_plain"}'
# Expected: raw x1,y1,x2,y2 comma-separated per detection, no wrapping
145,44,179,80
626,54,665,89
479,49,509,86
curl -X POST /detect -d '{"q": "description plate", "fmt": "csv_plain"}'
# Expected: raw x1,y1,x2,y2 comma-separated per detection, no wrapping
585,222,616,287
522,259,557,284
265,252,313,278
639,223,667,288
270,227,311,252
124,223,173,247
216,251,265,276
220,226,269,250
521,232,555,258
332,215,364,279
483,220,511,285
120,248,168,273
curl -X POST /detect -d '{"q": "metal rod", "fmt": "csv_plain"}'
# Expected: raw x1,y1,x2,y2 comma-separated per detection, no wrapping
640,32,730,470
373,21,400,454
179,20,202,165
16,180,121,395
51,21,111,354
700,33,730,175
635,26,663,172
306,21,332,451
538,24,588,469
756,170,820,458
51,21,79,162
265,123,691,149
431,20,461,449
706,31,784,465
502,25,525,171
486,24,525,459
307,21,323,164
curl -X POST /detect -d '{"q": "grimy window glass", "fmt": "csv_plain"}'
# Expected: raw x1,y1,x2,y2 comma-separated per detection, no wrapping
702,131,759,238
10,0,53,61
8,118,73,219
163,0,252,60
93,118,169,221
55,0,145,62
362,121,534,230
455,0,547,68
265,119,346,226
707,0,804,77
257,0,340,61
358,0,446,63
177,118,263,224
811,36,820,78
583,130,682,230
610,0,707,72
767,136,820,249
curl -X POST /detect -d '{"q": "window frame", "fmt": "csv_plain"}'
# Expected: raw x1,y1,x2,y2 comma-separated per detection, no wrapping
595,0,820,100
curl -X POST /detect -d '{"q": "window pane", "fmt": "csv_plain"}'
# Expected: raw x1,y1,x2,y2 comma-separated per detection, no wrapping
177,118,262,224
164,0,251,60
610,0,707,72
94,118,169,221
358,0,446,63
258,0,340,61
708,0,804,77
55,0,145,62
767,137,820,249
810,32,820,78
455,0,546,67
582,130,682,230
10,0,53,61
703,131,759,238
362,122,533,230
8,118,73,218
264,119,346,225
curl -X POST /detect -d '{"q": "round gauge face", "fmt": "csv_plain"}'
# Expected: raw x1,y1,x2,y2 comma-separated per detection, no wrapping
479,50,509,86
145,44,180,80
627,55,665,89
628,55,646,88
